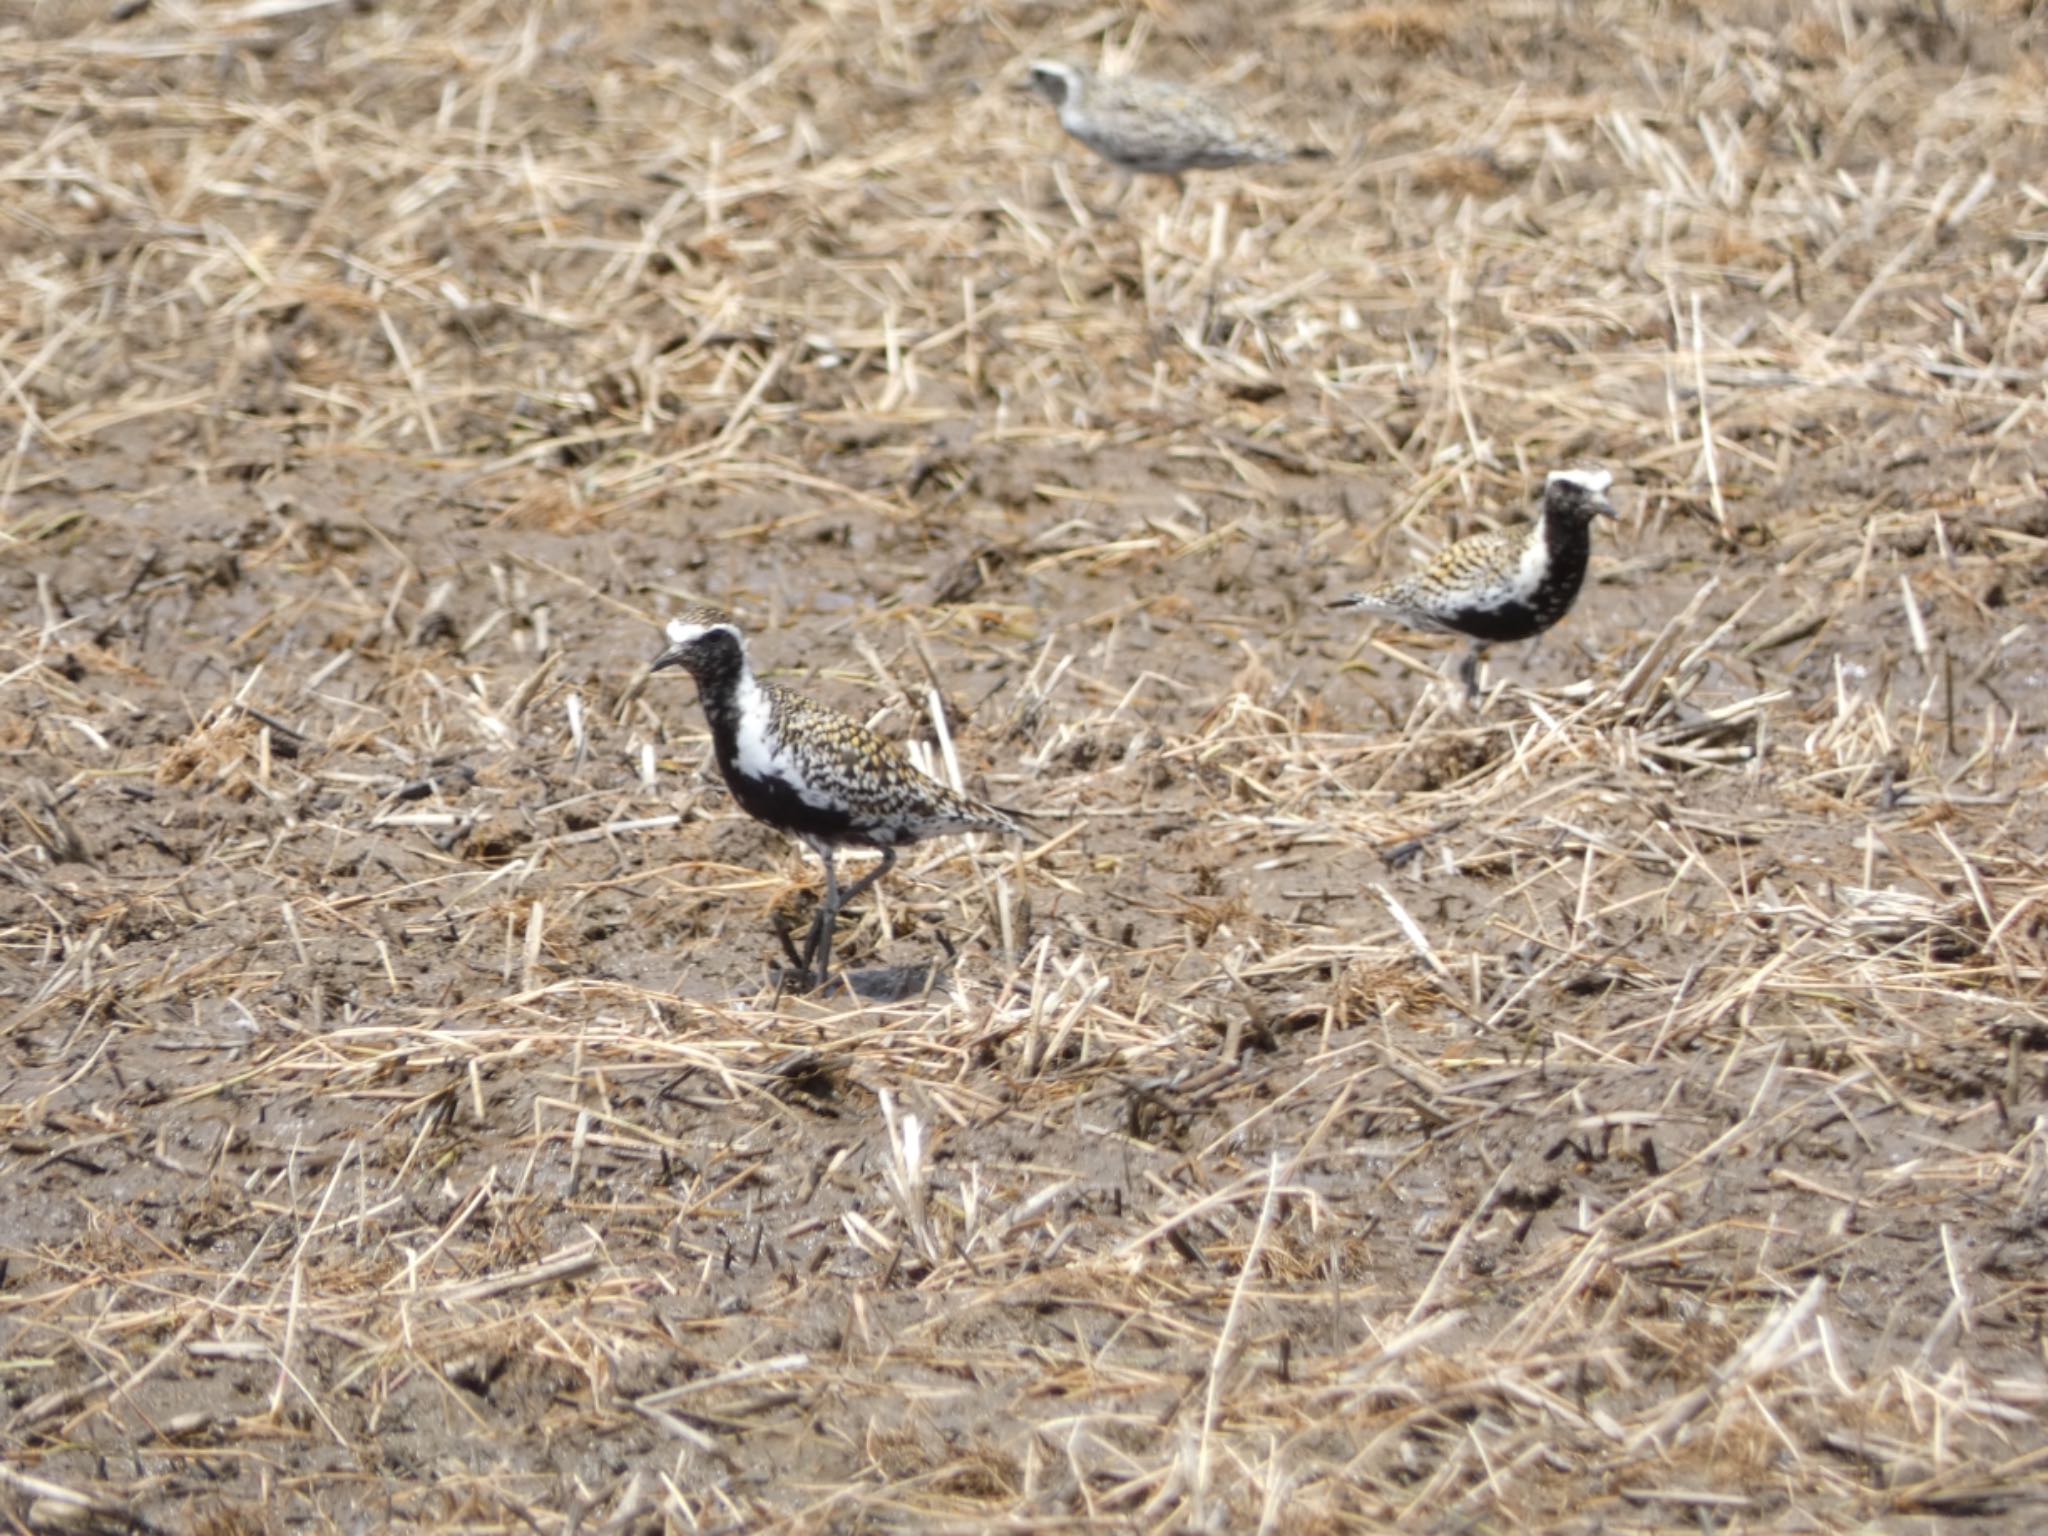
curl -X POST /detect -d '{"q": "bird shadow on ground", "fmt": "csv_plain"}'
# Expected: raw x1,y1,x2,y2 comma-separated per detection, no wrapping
766,962,944,1004
838,962,943,1003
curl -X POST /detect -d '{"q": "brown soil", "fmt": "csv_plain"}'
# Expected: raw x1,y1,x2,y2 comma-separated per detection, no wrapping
5,1,2048,1532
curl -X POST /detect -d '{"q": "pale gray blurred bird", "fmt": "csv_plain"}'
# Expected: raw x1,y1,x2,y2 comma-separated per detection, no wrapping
1025,60,1330,200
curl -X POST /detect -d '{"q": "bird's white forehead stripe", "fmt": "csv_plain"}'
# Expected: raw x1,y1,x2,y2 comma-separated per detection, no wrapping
1548,468,1614,495
664,619,736,646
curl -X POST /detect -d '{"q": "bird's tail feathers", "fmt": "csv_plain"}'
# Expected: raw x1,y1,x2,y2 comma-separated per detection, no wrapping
986,804,1045,842
1328,589,1406,619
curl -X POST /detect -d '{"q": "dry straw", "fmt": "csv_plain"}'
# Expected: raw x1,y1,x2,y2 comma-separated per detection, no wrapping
3,0,2048,1530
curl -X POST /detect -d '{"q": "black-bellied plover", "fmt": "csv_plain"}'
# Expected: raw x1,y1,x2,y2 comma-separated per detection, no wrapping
1330,469,1619,697
1025,60,1329,200
650,607,1029,988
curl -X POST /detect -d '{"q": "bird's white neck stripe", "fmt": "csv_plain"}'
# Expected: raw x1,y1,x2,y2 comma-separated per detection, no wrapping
730,670,785,782
1512,516,1550,599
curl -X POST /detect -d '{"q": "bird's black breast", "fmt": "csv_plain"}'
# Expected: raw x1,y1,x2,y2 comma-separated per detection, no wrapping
1444,513,1593,644
1446,599,1553,644
686,685,864,849
710,743,869,849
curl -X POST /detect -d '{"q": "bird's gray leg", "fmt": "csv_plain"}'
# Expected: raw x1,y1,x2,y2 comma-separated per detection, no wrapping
1460,644,1484,702
809,848,842,988
812,847,898,988
835,845,898,913
792,839,828,969
773,908,809,972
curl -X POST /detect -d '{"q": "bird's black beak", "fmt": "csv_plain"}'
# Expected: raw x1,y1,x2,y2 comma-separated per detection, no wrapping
1326,594,1363,610
1023,67,1065,104
649,643,688,673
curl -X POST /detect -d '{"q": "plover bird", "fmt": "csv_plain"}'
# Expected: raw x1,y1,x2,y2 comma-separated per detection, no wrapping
650,607,1030,988
1025,60,1329,200
1329,468,1620,697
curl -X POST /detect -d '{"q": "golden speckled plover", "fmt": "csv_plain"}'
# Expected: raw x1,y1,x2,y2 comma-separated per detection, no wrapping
1330,469,1620,697
1025,60,1329,200
651,607,1030,989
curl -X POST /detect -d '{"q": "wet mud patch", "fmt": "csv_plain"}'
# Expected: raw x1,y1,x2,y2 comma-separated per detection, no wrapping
7,0,2048,1530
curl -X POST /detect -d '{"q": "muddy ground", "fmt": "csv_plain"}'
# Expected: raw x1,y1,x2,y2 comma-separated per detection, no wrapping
4,1,2048,1532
